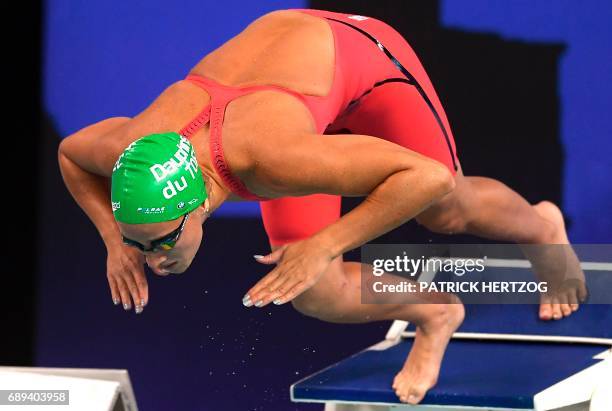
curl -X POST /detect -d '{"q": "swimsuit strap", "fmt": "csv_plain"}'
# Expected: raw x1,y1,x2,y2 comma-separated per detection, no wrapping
180,74,268,201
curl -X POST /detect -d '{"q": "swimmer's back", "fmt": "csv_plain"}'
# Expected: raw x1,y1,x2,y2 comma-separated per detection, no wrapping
191,10,335,98
82,10,333,179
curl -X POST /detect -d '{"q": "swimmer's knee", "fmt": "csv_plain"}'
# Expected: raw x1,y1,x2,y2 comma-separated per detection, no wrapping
291,294,333,320
291,265,350,321
291,286,347,321
291,295,322,319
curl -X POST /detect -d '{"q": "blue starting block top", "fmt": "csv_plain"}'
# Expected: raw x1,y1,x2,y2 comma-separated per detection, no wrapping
292,339,608,409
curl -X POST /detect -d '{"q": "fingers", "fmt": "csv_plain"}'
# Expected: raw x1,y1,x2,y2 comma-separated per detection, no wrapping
269,280,307,306
107,275,120,306
121,252,147,313
260,271,306,305
253,246,287,265
113,275,145,314
116,277,133,311
243,270,283,307
244,269,310,308
133,267,149,307
125,274,143,314
109,267,147,314
245,242,329,308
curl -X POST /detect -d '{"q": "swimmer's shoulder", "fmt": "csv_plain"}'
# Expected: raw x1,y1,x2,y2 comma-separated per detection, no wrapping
249,9,324,25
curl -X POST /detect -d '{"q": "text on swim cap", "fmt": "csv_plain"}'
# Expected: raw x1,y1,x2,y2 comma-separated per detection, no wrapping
162,176,187,199
148,137,200,200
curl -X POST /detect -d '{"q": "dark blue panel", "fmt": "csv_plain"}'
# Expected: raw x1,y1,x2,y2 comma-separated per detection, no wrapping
441,0,612,242
293,339,607,408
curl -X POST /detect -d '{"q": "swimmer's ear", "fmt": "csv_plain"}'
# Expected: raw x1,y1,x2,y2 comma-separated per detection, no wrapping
253,246,286,265
197,200,211,223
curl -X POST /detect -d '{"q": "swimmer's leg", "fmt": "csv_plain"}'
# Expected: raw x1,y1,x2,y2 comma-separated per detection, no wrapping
261,195,464,405
291,258,464,405
332,80,584,322
415,164,587,320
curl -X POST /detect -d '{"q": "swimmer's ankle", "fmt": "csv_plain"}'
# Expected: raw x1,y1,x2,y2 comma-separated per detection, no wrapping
416,303,464,335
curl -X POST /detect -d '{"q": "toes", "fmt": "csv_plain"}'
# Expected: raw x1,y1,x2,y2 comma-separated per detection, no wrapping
393,381,427,405
578,282,589,303
551,302,563,320
392,372,402,390
539,302,552,321
394,386,407,402
556,294,573,317
560,303,573,317
406,386,427,404
541,293,581,320
566,290,579,312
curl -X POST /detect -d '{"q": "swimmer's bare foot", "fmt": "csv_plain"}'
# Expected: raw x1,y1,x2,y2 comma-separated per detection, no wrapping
531,201,587,321
392,303,464,404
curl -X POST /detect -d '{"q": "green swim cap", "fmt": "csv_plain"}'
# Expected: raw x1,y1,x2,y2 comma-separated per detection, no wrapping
111,132,207,224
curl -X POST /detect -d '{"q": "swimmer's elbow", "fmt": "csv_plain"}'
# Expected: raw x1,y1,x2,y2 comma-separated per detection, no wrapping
421,163,456,198
58,117,131,174
57,135,81,170
394,161,455,201
57,138,72,165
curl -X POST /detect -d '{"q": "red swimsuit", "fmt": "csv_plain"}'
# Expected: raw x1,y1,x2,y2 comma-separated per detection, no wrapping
180,8,459,246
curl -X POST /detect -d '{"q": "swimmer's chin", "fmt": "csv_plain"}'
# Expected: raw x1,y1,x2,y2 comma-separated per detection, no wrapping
168,262,191,274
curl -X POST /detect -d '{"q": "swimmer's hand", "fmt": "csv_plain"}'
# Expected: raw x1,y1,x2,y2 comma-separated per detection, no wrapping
106,241,149,314
244,240,334,307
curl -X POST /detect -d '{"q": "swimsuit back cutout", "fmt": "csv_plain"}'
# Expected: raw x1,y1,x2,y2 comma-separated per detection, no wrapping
180,72,337,201
180,75,276,201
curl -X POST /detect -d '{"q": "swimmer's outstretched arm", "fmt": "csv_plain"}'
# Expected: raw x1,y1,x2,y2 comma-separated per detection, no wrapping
244,132,455,307
58,117,149,311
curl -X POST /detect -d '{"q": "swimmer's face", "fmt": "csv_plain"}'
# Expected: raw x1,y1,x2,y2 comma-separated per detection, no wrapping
118,205,208,275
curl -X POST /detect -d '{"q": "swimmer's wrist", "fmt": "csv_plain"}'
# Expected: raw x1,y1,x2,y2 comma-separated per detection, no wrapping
100,226,122,248
313,232,342,260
